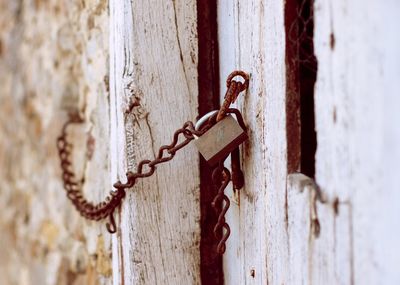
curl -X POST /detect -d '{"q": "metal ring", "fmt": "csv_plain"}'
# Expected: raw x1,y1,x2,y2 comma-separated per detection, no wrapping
226,70,249,92
195,110,218,131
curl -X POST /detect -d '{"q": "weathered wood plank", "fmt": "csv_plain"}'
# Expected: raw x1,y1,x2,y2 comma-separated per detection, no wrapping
287,173,314,284
218,0,288,284
109,0,200,284
313,0,400,283
218,0,400,284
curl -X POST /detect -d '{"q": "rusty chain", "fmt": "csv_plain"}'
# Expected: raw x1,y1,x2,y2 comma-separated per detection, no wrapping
212,160,231,254
57,116,210,233
211,109,247,254
57,70,249,253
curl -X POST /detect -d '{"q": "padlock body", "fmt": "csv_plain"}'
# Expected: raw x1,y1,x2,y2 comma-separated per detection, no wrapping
194,115,247,165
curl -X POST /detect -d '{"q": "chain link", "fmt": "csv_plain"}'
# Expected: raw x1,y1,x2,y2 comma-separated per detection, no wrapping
57,116,212,233
57,71,249,253
212,160,231,254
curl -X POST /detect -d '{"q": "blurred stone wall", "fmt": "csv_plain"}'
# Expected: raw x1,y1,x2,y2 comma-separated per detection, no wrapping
0,1,112,284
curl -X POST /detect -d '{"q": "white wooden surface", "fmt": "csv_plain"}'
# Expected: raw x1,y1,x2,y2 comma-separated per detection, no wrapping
108,0,400,283
219,0,400,284
109,0,201,284
313,0,400,283
218,0,289,284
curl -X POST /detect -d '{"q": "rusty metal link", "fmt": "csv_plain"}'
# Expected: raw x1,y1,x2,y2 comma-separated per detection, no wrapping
57,114,211,234
122,121,208,188
212,71,249,254
57,70,249,255
205,108,247,255
57,113,127,233
211,160,231,254
217,70,249,122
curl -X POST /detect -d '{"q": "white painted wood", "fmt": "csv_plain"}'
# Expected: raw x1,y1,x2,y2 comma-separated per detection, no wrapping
1,0,399,284
109,0,200,284
219,0,400,284
287,173,317,284
218,0,289,284
313,0,400,284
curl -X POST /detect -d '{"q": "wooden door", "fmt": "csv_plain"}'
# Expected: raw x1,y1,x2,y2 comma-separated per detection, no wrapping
216,0,400,284
1,0,398,284
109,0,201,284
109,0,400,284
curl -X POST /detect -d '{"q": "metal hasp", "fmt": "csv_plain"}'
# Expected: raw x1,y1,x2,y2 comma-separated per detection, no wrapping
194,114,248,165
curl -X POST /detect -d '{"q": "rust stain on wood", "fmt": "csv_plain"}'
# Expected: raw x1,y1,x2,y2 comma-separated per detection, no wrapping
197,0,223,283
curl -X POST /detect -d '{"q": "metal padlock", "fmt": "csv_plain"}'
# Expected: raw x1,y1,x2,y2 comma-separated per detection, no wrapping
194,114,248,165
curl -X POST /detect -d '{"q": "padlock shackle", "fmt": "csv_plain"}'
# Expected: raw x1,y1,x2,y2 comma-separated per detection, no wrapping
195,110,218,132
195,108,247,136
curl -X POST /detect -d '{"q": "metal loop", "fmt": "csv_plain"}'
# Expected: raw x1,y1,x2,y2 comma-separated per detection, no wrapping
217,71,249,122
226,70,249,92
195,110,218,132
106,212,117,233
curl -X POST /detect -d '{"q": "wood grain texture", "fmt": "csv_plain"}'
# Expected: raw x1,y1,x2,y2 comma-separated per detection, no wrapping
109,0,200,284
218,0,400,284
218,0,288,284
313,0,400,283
